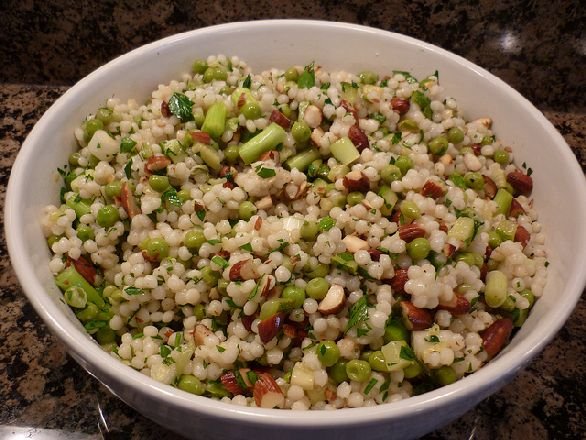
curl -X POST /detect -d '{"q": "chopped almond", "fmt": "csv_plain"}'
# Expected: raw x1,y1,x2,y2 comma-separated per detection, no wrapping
253,373,284,408
317,285,346,315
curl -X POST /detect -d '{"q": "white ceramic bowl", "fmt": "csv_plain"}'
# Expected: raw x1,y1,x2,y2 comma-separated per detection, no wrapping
6,20,586,440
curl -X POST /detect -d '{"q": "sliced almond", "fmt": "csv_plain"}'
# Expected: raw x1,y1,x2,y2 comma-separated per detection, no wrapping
317,284,346,315
119,182,141,218
480,318,513,358
258,312,285,343
342,235,369,253
401,301,433,330
229,259,258,281
193,324,212,345
255,195,273,211
253,373,285,408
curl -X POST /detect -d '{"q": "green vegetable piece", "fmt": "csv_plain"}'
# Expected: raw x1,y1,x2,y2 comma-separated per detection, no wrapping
448,217,475,242
238,201,257,220
76,224,94,242
66,195,91,219
368,351,390,372
285,149,320,172
259,299,282,320
297,62,315,89
200,266,220,286
493,149,510,165
193,304,205,320
282,285,305,309
179,374,206,395
96,326,116,345
485,270,508,308
97,205,120,228
395,155,413,175
432,366,457,385
104,180,122,198
316,341,340,367
201,101,227,140
76,302,99,321
241,100,262,120
464,172,484,191
224,144,240,164
300,221,319,241
494,188,513,216
521,289,535,307
449,173,467,189
206,381,229,397
488,230,502,248
403,361,423,379
378,185,399,216
428,135,448,155
140,237,170,261
168,92,194,122
380,164,402,184
329,361,349,384
84,119,103,141
358,71,379,85
55,266,104,308
284,67,299,82
149,175,170,192
291,120,312,144
347,191,365,207
400,200,421,220
203,66,228,83
184,229,206,251
318,216,335,232
68,152,81,167
120,137,136,154
496,220,517,242
383,318,409,343
397,119,419,133
198,144,222,171
192,59,207,75
64,286,87,309
330,137,360,166
447,127,465,144
96,108,113,124
407,237,431,261
346,359,371,382
305,277,329,300
239,122,286,164
454,252,484,267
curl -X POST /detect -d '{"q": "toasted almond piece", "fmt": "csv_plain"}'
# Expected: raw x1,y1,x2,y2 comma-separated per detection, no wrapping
220,371,246,395
119,182,141,218
229,259,258,281
483,175,497,199
507,170,533,196
480,318,513,358
269,109,292,130
144,154,172,174
347,125,369,151
443,243,457,258
191,131,212,144
401,301,433,330
161,101,171,117
317,284,346,315
398,223,426,243
258,312,285,343
390,97,410,114
509,199,525,218
438,295,470,315
342,170,370,192
68,255,97,285
259,274,276,298
386,268,409,294
253,373,285,408
421,179,446,198
342,235,369,253
439,154,453,166
514,225,530,248
259,150,280,163
193,324,213,345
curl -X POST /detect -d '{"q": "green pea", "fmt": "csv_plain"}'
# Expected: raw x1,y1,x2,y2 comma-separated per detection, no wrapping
68,152,82,167
485,230,500,249
177,374,205,395
359,70,379,85
200,266,219,286
403,361,423,379
87,154,100,169
400,200,421,220
368,351,389,372
76,302,99,321
481,135,494,145
193,109,205,128
84,119,103,140
96,326,116,345
346,359,371,383
397,119,419,132
493,149,510,165
380,164,402,184
184,229,206,251
240,101,262,120
284,67,299,82
359,351,373,362
500,295,517,311
454,252,484,267
447,127,464,144
300,220,319,241
47,234,62,249
464,172,484,191
194,303,206,320
432,366,457,385
329,361,348,384
64,286,88,308
279,104,294,120
238,201,257,221
192,59,208,75
260,299,281,320
149,175,170,192
217,278,229,296
103,285,122,300
177,189,191,203
407,237,431,261
141,237,170,261
291,121,311,144
428,135,448,155
97,205,120,228
96,108,113,124
282,285,305,309
203,66,228,83
306,263,329,278
76,224,94,242
383,318,409,343
104,180,122,198
395,155,413,175
224,144,240,164
305,277,329,300
347,191,365,206
316,341,340,367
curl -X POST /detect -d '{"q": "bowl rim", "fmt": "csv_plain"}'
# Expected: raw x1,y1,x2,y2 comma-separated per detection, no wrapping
6,19,586,427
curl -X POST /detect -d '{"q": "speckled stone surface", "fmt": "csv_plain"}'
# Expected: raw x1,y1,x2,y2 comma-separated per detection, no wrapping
0,84,584,439
0,1,584,112
0,2,585,438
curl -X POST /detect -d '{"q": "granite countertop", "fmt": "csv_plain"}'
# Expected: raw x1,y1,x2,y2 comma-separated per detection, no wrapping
0,2,585,439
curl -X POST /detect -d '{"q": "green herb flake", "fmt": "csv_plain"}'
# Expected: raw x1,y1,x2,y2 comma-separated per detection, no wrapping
324,98,333,106
216,345,226,353
393,70,418,84
246,370,258,385
425,335,440,343
399,345,416,362
242,74,252,89
320,82,331,90
132,332,144,340
391,132,402,144
207,239,221,245
240,243,253,252
372,112,386,124
379,79,389,87
211,255,229,269
318,216,335,232
124,286,143,296
364,378,378,395
120,137,136,154
255,165,277,178
319,344,327,356
346,296,368,332
297,62,315,89
162,187,183,208
168,92,194,122
124,161,132,179
196,209,206,221
160,344,172,358
84,320,107,332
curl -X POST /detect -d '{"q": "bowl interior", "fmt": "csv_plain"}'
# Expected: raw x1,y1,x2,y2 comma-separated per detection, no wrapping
6,20,586,435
